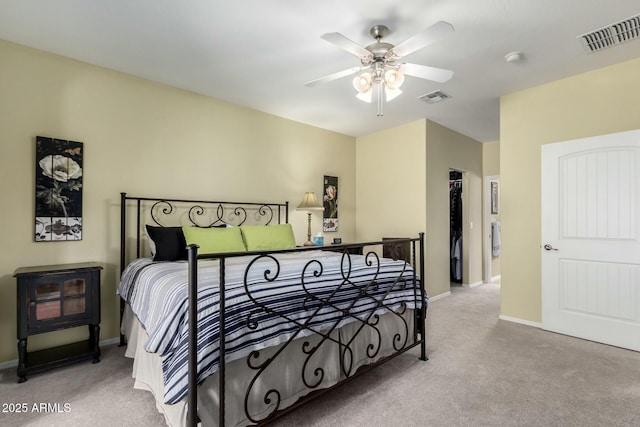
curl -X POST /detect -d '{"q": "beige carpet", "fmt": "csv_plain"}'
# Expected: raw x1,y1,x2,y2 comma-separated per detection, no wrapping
0,341,165,426
2,282,640,426
275,283,640,427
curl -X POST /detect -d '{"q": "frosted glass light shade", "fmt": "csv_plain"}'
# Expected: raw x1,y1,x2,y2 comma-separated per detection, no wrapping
384,69,405,89
352,72,372,93
384,86,402,101
356,89,373,103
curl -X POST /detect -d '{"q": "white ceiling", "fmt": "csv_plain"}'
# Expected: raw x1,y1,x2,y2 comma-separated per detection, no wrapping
1,0,639,142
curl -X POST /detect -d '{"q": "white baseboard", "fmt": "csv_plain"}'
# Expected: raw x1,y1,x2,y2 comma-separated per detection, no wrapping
0,337,121,371
498,314,542,328
491,275,501,282
101,337,121,347
463,281,484,288
0,358,16,371
428,291,451,302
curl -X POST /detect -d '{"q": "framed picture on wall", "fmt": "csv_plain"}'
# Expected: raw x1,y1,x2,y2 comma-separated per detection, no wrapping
323,175,338,232
35,136,84,241
491,181,499,214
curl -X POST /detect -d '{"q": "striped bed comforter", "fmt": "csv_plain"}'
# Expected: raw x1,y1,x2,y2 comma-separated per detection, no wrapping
118,250,425,405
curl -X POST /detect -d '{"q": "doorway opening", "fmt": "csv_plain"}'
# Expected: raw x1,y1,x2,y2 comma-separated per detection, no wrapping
450,169,463,285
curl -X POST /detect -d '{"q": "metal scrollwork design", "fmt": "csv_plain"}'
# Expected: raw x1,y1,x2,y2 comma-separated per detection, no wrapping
232,206,248,225
243,255,293,422
302,259,324,281
302,294,320,311
256,204,274,225
150,200,174,225
364,250,381,271
262,389,281,408
246,309,262,330
187,205,206,226
340,251,353,280
301,340,325,389
246,350,263,369
340,345,355,376
241,247,420,423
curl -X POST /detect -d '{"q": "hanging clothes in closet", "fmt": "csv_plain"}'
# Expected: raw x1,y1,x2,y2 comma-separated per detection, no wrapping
449,171,463,282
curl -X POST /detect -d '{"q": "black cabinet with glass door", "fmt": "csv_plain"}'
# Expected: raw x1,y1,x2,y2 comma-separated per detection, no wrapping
14,262,102,382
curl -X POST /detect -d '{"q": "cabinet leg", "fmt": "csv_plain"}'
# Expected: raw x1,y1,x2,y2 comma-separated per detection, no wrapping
90,324,101,363
17,338,27,383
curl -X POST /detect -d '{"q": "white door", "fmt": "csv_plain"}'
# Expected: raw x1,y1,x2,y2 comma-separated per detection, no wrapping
541,129,640,351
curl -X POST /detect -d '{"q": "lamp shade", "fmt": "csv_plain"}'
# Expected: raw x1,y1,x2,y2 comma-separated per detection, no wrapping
296,192,324,210
356,89,373,103
384,86,402,101
352,72,372,93
384,69,405,90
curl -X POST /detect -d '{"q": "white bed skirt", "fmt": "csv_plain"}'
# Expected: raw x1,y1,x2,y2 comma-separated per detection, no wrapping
122,305,415,427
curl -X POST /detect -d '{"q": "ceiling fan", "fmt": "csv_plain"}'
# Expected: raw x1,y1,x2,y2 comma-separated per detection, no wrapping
306,22,454,116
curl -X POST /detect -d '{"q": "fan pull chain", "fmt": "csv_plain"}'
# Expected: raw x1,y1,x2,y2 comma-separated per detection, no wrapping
376,84,384,117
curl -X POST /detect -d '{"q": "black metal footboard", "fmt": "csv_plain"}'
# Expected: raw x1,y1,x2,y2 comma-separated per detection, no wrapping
185,234,427,427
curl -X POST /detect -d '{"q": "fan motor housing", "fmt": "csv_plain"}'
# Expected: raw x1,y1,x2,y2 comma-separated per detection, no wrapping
366,41,394,59
369,24,390,40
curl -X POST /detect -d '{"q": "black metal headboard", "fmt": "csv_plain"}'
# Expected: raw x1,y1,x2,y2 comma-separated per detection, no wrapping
119,192,289,273
118,193,289,347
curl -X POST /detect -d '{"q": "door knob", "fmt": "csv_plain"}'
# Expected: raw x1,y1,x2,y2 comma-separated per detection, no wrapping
543,244,558,251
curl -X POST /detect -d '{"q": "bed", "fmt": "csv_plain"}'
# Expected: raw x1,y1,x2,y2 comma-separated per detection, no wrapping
118,193,427,426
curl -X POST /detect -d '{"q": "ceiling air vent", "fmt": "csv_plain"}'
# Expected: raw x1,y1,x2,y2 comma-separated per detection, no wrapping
579,13,640,52
418,90,450,104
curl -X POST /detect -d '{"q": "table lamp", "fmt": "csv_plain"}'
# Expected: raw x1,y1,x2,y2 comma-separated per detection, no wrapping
296,192,324,246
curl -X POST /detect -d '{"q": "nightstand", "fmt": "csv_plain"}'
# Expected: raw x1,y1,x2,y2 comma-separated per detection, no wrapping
324,244,364,255
382,237,412,262
14,262,102,383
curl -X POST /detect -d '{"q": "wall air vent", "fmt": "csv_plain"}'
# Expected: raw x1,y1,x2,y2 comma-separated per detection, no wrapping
418,90,450,104
579,14,640,52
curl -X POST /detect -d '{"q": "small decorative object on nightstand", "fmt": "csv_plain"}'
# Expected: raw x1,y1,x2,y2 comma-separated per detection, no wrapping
14,262,102,383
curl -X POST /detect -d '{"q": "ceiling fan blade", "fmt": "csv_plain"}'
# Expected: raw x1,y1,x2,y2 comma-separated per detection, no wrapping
321,32,373,59
401,63,453,83
390,21,454,58
305,66,365,87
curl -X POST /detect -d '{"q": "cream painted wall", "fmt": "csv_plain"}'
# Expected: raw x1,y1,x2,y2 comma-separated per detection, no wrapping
355,119,428,295
483,140,500,176
500,56,640,323
482,140,500,277
425,120,483,296
0,40,356,364
355,119,483,299
355,119,427,240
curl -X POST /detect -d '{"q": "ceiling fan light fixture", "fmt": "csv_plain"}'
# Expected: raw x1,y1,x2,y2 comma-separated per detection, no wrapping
384,69,405,90
356,90,373,103
384,86,402,101
353,72,372,93
353,67,403,104
309,21,454,116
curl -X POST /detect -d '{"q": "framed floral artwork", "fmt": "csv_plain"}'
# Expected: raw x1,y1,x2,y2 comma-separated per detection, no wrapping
491,181,499,214
323,175,338,232
35,136,83,241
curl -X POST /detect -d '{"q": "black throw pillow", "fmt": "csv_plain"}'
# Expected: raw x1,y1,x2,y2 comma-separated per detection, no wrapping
145,225,187,262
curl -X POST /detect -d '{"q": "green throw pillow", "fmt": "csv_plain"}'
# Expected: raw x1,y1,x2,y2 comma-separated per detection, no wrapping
182,226,247,254
239,224,296,251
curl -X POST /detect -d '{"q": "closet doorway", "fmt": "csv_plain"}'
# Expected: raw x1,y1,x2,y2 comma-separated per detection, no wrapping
449,169,463,286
